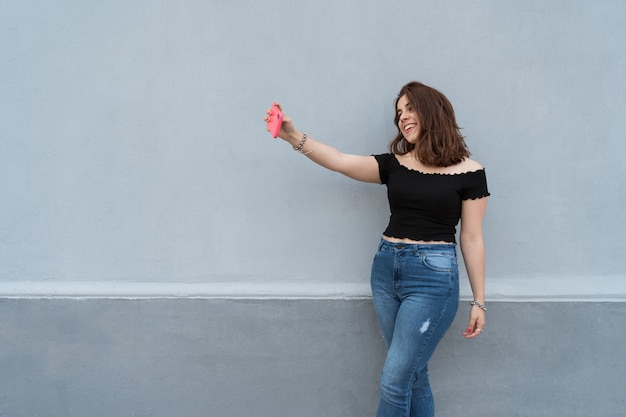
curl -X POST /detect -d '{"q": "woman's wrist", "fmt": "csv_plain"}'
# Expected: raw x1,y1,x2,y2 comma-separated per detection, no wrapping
285,130,304,146
469,300,487,312
292,132,308,153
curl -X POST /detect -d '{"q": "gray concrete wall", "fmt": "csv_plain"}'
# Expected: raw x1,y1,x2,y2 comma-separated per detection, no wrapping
1,299,625,417
2,0,625,291
2,1,626,416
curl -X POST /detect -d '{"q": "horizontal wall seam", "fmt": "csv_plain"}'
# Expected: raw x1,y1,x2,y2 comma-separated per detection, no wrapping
1,281,625,301
2,295,625,302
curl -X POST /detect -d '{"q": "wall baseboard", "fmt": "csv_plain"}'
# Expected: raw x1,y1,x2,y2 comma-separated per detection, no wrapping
1,276,625,301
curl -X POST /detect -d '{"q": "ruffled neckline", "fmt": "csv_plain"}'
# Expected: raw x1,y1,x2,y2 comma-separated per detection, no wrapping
393,155,485,176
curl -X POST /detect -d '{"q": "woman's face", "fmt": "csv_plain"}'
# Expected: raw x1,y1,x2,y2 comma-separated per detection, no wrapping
396,94,420,143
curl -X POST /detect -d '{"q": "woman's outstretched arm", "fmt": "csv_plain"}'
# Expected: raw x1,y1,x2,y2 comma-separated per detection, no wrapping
265,102,381,183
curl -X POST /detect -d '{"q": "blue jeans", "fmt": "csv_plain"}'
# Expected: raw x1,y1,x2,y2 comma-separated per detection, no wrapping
370,239,460,417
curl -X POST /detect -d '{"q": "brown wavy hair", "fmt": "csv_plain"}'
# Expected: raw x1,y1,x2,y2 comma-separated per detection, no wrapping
390,81,470,167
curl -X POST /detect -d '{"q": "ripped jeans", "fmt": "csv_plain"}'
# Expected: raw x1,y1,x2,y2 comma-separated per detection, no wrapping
370,239,459,417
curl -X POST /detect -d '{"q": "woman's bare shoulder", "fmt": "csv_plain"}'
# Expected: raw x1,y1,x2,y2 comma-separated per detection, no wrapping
461,158,484,172
441,158,484,175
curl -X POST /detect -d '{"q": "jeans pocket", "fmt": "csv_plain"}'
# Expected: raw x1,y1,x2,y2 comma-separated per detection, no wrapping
421,253,454,272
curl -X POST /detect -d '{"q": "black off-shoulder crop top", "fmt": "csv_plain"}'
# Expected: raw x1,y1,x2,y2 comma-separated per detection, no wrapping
374,153,490,243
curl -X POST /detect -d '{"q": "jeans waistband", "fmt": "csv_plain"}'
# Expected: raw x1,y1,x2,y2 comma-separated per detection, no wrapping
378,238,456,253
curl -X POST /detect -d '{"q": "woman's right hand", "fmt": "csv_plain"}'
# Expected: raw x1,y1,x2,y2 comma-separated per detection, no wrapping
264,102,298,142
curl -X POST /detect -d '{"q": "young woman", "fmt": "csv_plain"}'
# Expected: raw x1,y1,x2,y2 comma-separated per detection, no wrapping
264,81,489,417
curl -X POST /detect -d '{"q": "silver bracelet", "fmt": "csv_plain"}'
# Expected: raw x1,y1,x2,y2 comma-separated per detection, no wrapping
293,132,308,153
469,300,487,311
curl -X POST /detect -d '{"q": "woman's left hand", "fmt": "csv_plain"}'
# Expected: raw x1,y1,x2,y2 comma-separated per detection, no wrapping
462,307,485,339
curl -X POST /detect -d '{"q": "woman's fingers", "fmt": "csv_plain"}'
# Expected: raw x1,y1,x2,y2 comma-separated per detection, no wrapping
462,311,485,339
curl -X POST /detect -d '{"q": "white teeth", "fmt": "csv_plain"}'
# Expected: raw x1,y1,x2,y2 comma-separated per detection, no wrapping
405,124,415,132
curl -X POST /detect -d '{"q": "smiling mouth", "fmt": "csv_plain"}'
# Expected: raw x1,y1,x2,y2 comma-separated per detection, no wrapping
404,123,416,133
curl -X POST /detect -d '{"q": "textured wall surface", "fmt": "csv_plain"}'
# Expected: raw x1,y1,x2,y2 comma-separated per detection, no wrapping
2,0,625,293
1,299,625,417
1,1,625,416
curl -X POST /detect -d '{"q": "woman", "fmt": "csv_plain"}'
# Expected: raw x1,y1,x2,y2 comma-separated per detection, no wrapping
264,81,489,417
